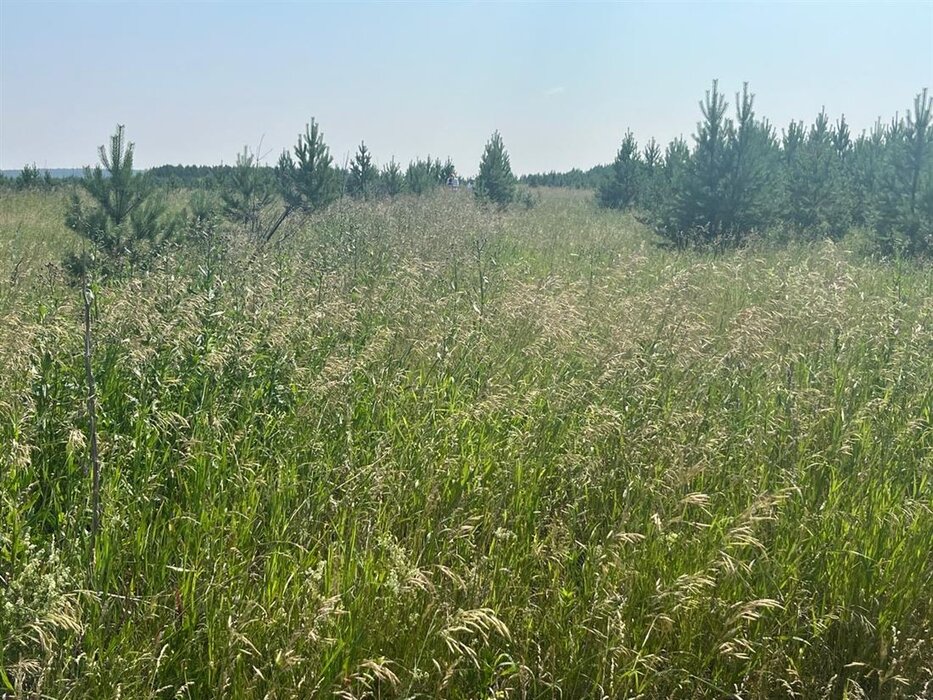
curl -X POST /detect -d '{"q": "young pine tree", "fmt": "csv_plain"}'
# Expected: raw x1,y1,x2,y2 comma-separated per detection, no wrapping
832,115,852,157
721,83,780,238
475,131,515,207
406,158,434,195
221,146,275,239
348,141,377,199
664,137,691,183
15,163,40,190
643,138,662,170
642,138,689,238
65,124,174,275
687,80,731,238
783,109,853,239
782,121,806,163
270,119,340,243
654,80,730,246
597,130,641,210
381,158,404,196
639,138,664,215
439,158,456,183
850,120,887,227
429,157,443,183
653,82,779,247
876,89,933,256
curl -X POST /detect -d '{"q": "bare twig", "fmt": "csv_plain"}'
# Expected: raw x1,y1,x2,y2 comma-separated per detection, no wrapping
474,236,487,318
82,272,102,560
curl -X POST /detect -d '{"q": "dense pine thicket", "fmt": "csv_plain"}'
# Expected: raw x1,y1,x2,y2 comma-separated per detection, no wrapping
586,82,932,255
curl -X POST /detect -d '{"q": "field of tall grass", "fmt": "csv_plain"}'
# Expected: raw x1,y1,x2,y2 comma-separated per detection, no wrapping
1,188,931,698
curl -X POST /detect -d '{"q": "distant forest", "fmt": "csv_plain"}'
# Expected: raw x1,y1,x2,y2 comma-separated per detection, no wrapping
519,165,610,189
2,163,612,189
3,163,612,189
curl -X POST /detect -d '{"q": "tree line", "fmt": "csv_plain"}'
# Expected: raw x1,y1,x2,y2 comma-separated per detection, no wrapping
2,163,57,190
52,119,518,278
586,82,931,256
143,151,458,195
520,165,610,189
4,150,462,194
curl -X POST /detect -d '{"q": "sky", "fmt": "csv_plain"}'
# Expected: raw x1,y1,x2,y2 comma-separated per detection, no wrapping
1,1,931,176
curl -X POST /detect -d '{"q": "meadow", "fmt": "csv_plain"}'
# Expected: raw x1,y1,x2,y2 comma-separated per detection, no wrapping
1,187,931,698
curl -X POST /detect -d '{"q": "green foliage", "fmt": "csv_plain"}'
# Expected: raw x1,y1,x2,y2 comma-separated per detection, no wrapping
523,81,931,256
596,130,641,210
849,120,887,227
876,89,933,257
17,163,39,189
186,190,219,228
145,163,241,189
513,185,539,210
15,164,43,191
348,141,377,199
475,131,515,206
653,81,780,247
643,137,662,169
720,85,781,236
638,139,664,215
380,158,404,196
405,158,437,195
405,160,430,194
220,147,276,238
684,79,731,236
275,119,340,215
16,166,56,191
438,157,456,182
832,114,851,156
521,164,611,189
783,109,853,240
603,81,932,253
664,137,691,182
64,125,175,276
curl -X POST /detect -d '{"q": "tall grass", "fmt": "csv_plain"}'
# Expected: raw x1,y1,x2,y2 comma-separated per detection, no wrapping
0,190,78,312
1,189,931,698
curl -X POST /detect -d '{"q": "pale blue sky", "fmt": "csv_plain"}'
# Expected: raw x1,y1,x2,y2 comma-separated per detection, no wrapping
1,1,931,175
